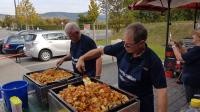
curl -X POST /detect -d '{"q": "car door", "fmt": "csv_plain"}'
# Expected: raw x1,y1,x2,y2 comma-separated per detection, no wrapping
24,34,37,52
44,33,70,56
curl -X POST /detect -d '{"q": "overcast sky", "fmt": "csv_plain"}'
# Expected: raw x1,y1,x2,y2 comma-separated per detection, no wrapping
0,0,90,15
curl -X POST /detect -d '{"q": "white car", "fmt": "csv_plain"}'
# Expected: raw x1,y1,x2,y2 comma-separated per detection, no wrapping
23,31,70,61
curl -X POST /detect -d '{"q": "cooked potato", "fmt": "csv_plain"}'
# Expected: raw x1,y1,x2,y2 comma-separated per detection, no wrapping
58,78,129,112
30,69,73,85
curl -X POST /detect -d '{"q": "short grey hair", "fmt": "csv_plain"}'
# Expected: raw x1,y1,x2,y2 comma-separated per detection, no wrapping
64,22,80,34
126,23,147,43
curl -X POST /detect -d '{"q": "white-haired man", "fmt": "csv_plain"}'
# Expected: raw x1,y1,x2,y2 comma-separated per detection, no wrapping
56,22,102,78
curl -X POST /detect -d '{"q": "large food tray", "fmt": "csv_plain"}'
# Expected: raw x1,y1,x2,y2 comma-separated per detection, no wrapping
48,78,140,112
23,68,81,106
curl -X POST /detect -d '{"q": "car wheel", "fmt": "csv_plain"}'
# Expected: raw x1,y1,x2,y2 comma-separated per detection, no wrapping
39,49,52,61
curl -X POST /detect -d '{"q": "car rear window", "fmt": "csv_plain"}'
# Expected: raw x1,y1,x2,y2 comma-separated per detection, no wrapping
7,36,24,43
24,34,37,42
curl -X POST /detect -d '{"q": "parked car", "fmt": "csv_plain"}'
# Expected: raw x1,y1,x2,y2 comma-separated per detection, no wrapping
0,39,4,54
23,31,70,61
16,30,42,35
2,35,25,54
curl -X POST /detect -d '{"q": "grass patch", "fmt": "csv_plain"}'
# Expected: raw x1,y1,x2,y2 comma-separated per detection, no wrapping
96,39,111,46
148,43,165,60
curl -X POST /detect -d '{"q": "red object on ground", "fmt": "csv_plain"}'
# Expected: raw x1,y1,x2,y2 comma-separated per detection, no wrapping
165,70,173,78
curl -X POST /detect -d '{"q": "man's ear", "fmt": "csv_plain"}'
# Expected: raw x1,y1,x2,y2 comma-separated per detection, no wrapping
139,40,145,44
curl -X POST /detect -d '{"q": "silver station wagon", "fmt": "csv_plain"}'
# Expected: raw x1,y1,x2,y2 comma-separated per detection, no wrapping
23,31,70,61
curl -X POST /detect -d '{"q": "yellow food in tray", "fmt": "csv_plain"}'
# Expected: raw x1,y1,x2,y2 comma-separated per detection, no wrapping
30,69,73,85
58,77,129,112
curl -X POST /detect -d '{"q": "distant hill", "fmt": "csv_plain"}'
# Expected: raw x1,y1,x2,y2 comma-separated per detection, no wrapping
40,12,106,21
40,12,87,20
0,12,106,21
0,14,9,20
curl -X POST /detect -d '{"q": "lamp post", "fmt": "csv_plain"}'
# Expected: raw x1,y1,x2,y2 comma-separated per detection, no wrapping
14,0,17,29
105,0,108,45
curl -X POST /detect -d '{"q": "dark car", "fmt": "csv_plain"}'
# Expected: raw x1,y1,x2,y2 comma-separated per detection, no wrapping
0,39,4,54
2,35,25,54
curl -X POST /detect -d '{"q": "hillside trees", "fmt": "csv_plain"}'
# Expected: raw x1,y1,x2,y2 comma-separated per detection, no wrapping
98,0,195,33
3,16,15,28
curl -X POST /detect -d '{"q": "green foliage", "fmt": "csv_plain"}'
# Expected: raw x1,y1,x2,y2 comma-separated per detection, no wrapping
97,0,138,33
104,21,193,60
87,0,100,23
16,0,39,29
133,11,165,23
0,20,2,26
34,18,69,30
97,0,196,33
78,0,99,30
171,9,195,21
78,14,92,24
148,43,165,60
77,14,92,29
3,15,15,27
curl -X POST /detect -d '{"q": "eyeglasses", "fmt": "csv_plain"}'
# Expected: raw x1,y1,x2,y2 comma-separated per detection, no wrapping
124,42,137,48
67,30,79,37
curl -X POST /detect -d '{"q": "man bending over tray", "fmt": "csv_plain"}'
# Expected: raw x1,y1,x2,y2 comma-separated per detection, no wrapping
56,22,102,79
76,23,168,112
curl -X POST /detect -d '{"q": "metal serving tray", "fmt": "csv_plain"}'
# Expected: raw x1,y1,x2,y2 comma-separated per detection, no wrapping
48,78,140,112
23,68,81,107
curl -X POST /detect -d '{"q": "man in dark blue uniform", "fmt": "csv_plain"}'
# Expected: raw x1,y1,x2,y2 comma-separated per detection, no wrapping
76,23,167,112
56,22,102,78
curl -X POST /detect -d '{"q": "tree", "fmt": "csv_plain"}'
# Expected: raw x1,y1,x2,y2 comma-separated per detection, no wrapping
16,0,39,30
0,20,2,27
87,0,100,23
77,14,92,29
3,15,15,28
97,0,135,33
87,0,100,40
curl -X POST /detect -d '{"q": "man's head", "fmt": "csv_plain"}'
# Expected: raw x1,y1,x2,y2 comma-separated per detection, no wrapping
123,23,147,54
192,30,200,45
64,22,81,42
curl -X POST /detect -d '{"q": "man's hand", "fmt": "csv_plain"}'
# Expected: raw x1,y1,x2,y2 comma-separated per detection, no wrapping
76,56,86,73
56,58,64,67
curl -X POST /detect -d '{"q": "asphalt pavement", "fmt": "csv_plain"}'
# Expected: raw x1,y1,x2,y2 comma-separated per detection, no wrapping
0,54,117,85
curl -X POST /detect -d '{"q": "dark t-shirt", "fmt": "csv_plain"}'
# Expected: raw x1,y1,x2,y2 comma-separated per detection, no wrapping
182,46,200,87
104,41,167,112
70,34,97,77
